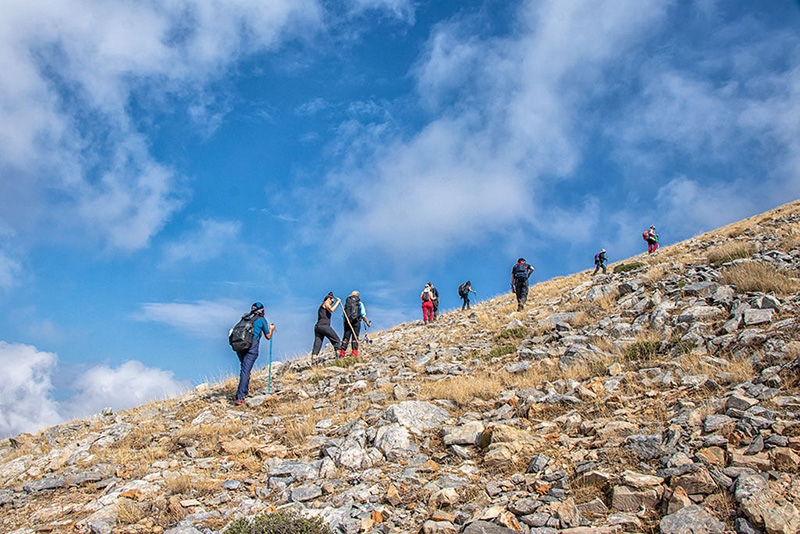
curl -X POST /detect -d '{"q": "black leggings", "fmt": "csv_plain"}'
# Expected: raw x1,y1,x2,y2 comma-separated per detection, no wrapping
312,324,341,355
342,319,361,352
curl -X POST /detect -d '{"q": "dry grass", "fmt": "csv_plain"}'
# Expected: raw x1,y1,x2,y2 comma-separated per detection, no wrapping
778,233,800,252
418,374,507,406
174,421,241,452
116,498,145,525
641,264,668,285
163,472,220,495
719,261,799,294
706,241,756,266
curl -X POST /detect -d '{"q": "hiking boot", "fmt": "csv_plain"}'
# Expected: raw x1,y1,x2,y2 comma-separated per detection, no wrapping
338,350,346,358
352,350,358,357
235,399,245,405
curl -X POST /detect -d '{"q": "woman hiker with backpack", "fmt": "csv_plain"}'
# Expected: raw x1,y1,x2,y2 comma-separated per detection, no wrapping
421,283,435,324
643,226,659,253
311,292,343,361
340,290,371,358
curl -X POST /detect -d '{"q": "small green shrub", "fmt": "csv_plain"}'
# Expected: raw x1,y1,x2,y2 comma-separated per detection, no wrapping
486,345,516,360
495,327,528,341
614,262,644,274
624,340,660,361
224,510,331,534
328,357,357,368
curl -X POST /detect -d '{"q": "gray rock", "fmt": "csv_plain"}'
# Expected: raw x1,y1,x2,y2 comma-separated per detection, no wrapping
678,305,727,323
505,361,530,373
374,423,412,459
744,308,774,326
384,401,450,435
164,527,205,534
527,454,550,474
683,281,718,297
23,476,66,493
442,421,484,446
659,505,724,534
734,517,761,534
268,460,322,481
611,485,662,512
625,434,667,460
704,414,736,433
422,520,458,534
463,520,521,533
291,483,322,502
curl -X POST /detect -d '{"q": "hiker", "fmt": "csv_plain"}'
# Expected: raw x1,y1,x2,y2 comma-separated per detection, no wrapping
312,292,342,359
643,226,659,253
429,282,440,320
234,302,275,405
593,249,608,275
458,281,476,310
340,291,371,357
510,258,535,312
421,283,435,324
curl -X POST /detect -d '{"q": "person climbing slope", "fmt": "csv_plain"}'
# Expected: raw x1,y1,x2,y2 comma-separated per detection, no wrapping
421,283,435,324
312,292,342,360
458,281,476,310
511,258,535,312
340,290,371,358
233,302,275,405
643,226,659,253
593,249,608,275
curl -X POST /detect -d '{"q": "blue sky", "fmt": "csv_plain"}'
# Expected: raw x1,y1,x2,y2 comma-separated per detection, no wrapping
1,0,799,438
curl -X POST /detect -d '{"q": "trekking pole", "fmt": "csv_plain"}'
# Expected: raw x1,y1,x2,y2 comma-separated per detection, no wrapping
342,311,356,353
267,336,273,395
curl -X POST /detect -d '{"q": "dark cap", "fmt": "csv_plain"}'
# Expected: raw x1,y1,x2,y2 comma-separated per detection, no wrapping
518,257,525,263
251,302,264,311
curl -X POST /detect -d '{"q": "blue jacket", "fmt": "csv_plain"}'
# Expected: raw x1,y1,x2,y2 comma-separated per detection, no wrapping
252,316,270,341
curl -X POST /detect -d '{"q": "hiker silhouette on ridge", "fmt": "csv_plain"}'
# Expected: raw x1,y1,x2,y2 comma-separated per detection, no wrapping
458,280,476,311
420,283,435,324
593,249,608,275
511,258,534,312
644,226,659,253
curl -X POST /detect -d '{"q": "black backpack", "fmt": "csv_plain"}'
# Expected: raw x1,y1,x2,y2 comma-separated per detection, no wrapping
344,295,361,322
458,283,468,297
229,314,255,352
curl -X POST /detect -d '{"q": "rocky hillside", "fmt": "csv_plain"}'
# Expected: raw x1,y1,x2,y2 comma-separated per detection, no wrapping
4,201,800,534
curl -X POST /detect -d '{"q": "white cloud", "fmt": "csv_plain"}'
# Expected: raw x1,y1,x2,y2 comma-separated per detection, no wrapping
163,219,242,264
63,361,188,419
327,0,667,257
0,341,189,439
0,250,22,291
0,342,62,438
348,0,415,23
0,0,323,252
135,299,245,338
655,176,753,238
